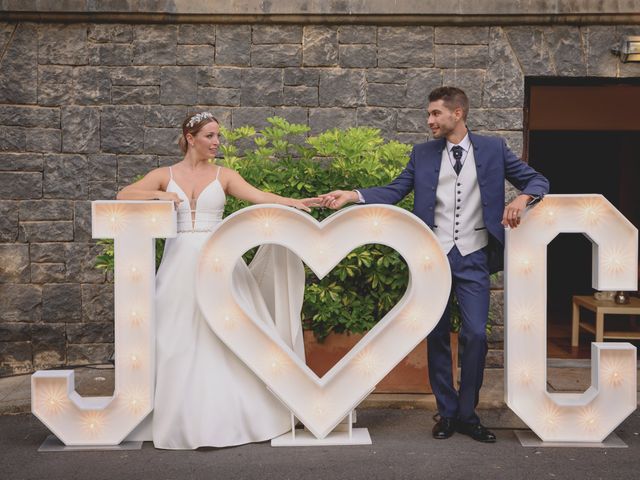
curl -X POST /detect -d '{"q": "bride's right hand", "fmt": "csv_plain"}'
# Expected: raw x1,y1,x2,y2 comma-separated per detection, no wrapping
157,191,183,207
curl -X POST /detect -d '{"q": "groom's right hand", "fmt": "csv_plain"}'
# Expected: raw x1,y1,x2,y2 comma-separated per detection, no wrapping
318,190,359,210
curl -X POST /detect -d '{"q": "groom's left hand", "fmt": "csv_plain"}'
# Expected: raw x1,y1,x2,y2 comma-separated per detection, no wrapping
502,194,532,228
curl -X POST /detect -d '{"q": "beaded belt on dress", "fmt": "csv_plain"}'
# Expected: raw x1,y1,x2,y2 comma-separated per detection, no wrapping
176,208,224,233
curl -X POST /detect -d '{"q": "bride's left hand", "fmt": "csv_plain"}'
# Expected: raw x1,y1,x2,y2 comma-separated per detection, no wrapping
282,197,321,212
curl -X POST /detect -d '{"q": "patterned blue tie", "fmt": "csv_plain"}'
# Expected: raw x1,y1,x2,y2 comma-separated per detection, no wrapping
452,145,463,175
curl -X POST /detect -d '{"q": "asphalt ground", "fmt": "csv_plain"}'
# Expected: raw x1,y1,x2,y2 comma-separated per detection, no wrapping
2,409,639,480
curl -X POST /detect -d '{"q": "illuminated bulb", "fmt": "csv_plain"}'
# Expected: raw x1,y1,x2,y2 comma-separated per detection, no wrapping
81,411,106,436
150,216,157,223
362,209,389,235
513,304,536,332
355,349,378,377
122,388,147,414
402,310,422,331
601,354,633,387
100,205,128,233
253,210,280,237
514,253,534,275
38,383,68,415
514,363,537,386
129,352,142,369
129,264,141,281
578,199,605,226
268,350,289,375
421,250,433,270
130,309,143,326
602,247,630,274
312,398,330,419
534,202,558,225
578,406,599,432
540,402,562,432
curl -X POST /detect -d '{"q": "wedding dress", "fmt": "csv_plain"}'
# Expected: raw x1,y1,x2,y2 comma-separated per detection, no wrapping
152,166,305,449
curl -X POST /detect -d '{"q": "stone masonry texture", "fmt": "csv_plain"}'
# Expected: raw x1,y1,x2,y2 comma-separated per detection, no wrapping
0,19,638,374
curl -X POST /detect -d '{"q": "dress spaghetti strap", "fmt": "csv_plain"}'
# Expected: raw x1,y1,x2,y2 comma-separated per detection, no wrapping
168,166,174,180
215,166,221,181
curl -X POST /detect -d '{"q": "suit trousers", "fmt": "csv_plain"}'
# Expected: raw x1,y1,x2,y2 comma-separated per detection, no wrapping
427,245,490,424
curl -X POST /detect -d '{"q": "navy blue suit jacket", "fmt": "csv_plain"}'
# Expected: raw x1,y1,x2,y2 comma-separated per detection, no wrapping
359,132,550,272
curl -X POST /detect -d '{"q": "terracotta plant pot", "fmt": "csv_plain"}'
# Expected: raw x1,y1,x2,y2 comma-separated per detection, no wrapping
302,330,459,394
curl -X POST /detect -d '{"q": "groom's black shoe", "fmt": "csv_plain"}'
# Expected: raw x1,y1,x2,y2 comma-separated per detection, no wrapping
432,417,456,439
456,421,496,443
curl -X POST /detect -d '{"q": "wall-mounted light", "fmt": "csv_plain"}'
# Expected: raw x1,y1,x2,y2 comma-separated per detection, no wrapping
612,36,640,62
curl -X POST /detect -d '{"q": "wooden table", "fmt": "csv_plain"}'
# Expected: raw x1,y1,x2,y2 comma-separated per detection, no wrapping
571,295,640,347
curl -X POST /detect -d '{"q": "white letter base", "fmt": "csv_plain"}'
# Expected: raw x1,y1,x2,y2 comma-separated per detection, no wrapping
271,410,372,446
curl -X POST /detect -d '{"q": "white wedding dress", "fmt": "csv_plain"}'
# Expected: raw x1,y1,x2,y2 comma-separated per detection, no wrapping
153,167,306,450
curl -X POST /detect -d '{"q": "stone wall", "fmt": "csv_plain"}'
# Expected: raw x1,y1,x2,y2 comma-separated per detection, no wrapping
0,20,638,375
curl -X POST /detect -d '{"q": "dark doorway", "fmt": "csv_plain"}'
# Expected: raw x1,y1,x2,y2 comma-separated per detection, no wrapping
525,78,640,359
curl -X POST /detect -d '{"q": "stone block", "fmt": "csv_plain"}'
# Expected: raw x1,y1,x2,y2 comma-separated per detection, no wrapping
26,128,61,153
43,154,88,199
30,242,66,263
366,69,406,84
284,86,318,107
0,284,42,322
303,26,338,67
197,87,241,106
319,70,365,107
30,263,66,283
378,26,434,67
231,107,275,129
487,325,504,347
42,283,81,323
434,44,489,69
132,25,178,65
100,106,146,154
467,108,523,131
82,284,114,323
19,200,73,221
272,107,308,128
89,181,118,200
443,69,485,108
88,24,133,43
72,67,111,105
65,243,106,284
0,126,26,151
178,24,216,45
112,86,160,105
145,106,189,128
251,44,301,67
309,108,357,134
435,27,490,45
393,132,428,145
284,68,319,87
110,66,161,86
543,26,586,76
67,323,114,344
86,154,117,182
0,244,29,283
0,172,42,200
144,128,182,156
0,342,32,373
0,153,43,171
0,323,31,342
177,45,215,66
197,67,242,88
583,26,618,77
215,25,251,66
38,67,74,106
18,221,74,242
252,25,302,44
339,45,377,68
485,349,503,368
366,83,406,107
405,69,442,108
67,343,113,365
32,323,66,368
356,107,397,133
160,67,198,105
61,106,100,153
240,69,283,106
0,24,38,104
157,156,183,168
0,105,60,128
38,24,87,65
88,43,133,66
0,200,18,241
397,108,426,133
338,25,377,44
483,28,524,108
117,155,158,184
504,27,554,76
73,201,93,243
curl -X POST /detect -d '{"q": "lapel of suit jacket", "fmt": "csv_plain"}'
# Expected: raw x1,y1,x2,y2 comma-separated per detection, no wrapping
468,131,486,179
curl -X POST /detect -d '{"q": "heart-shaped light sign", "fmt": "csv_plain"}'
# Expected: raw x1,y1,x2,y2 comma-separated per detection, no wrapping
196,204,451,439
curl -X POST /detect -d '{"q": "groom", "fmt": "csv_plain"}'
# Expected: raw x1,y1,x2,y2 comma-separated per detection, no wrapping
320,87,549,443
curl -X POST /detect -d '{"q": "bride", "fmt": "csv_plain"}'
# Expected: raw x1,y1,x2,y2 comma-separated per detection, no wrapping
117,112,317,449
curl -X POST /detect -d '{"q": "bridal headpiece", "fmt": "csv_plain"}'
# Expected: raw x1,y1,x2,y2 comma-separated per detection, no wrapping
186,112,215,128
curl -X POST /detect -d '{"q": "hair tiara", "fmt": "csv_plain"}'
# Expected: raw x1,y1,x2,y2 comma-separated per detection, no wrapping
186,112,215,128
